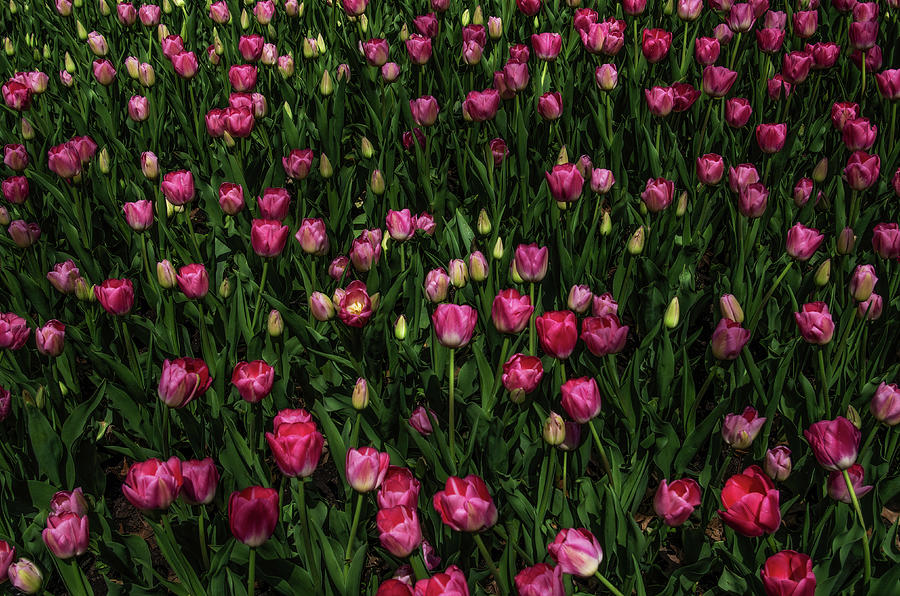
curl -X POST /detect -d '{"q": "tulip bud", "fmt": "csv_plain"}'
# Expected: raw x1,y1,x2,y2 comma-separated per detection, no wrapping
472,5,483,24
162,0,171,12
319,69,333,96
369,292,381,312
43,44,51,59
664,0,674,15
99,0,110,12
627,226,645,254
837,227,856,254
3,37,12,56
675,191,688,217
556,146,569,166
509,260,523,283
9,0,16,14
352,378,369,410
218,277,232,298
543,412,566,445
370,170,385,194
394,315,408,340
65,52,76,73
0,206,9,226
21,118,34,140
316,34,326,54
141,152,159,179
477,209,491,235
846,404,862,429
74,277,93,301
8,559,43,594
720,294,744,323
315,154,332,179
492,237,504,260
157,260,177,288
381,230,391,253
488,16,502,39
664,297,680,328
76,20,87,40
98,148,111,174
399,23,410,42
449,259,468,288
240,9,250,28
812,157,828,183
814,259,831,287
266,309,284,336
599,211,612,236
469,251,488,282
361,137,374,158
35,385,46,409
461,8,470,25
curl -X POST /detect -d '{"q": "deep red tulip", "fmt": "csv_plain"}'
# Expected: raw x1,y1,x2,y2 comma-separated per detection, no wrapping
231,360,275,403
581,315,628,357
536,311,578,359
718,465,780,536
641,29,672,63
180,458,220,505
560,377,602,423
229,486,279,546
760,551,816,596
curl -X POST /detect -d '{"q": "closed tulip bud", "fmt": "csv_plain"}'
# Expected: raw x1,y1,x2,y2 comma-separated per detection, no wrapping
9,559,42,594
543,412,566,445
74,277,94,301
240,8,250,28
21,118,34,140
846,404,862,430
97,147,110,173
267,309,284,336
812,157,828,183
627,226,645,254
449,259,468,288
64,52,75,73
492,237,504,260
319,153,333,178
837,227,856,254
660,296,679,328
394,315,408,340
0,207,8,226
676,191,688,216
849,264,877,301
3,37,12,56
469,251,488,282
814,259,830,287
352,377,369,410
722,407,766,449
476,209,491,235
720,294,744,323
370,169,385,194
76,20,87,41
361,137,374,158
156,260,176,288
216,277,232,298
319,69,333,96
599,211,612,236
471,5,483,24
461,8,470,25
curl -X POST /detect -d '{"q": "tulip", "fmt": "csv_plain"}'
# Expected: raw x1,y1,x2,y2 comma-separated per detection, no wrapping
350,235,380,271
785,223,823,260
385,209,416,242
363,38,389,66
92,59,116,85
843,151,880,190
644,86,674,117
827,464,872,504
804,417,860,471
566,285,592,314
433,475,497,532
0,312,29,350
869,382,900,425
515,563,564,596
848,264,877,302
695,37,720,65
594,64,618,91
377,506,422,557
47,143,82,178
547,528,603,577
409,96,439,127
8,559,42,594
462,89,500,122
514,244,549,282
794,302,834,345
710,317,751,360
857,292,883,320
7,220,40,248
160,170,195,205
231,360,275,403
35,320,65,357
1,80,32,111
537,92,564,121
641,177,674,212
281,149,313,180
377,466,421,509
560,377,602,423
249,219,289,258
158,358,212,408
3,144,27,171
176,264,209,299
229,64,257,91
424,268,450,303
545,163,583,202
122,457,183,510
2,175,28,203
413,566,468,595
309,292,335,321
338,281,374,327
872,223,900,259
678,0,703,20
875,69,900,100
581,315,628,357
42,513,89,559
180,458,220,505
697,154,725,185
408,406,435,435
842,118,877,151
531,32,562,61
405,34,432,65
342,0,368,15
760,551,816,596
170,51,198,79
590,293,618,318
0,541,13,583
214,182,244,215
764,446,792,481
718,465,781,536
0,387,9,420
702,66,738,97
155,260,177,289
671,83,698,112
432,304,477,348
491,289,533,334
536,311,578,359
849,21,877,50
724,97,752,127
756,28,784,53
50,488,89,516
591,168,615,194
290,218,328,256
94,278,134,315
228,486,279,547
722,406,766,448
123,200,154,231
654,478,701,526
266,420,324,478
755,123,787,153
346,446,390,492
792,178,812,206
726,3,755,31
502,354,543,402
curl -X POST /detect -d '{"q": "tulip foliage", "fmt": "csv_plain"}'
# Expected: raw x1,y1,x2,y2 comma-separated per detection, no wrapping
2,0,900,594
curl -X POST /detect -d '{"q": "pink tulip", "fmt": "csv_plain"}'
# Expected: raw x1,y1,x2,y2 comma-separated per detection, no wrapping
537,92,563,120
697,154,725,185
413,566,468,595
642,28,672,63
2,175,28,203
514,244,549,282
35,320,65,357
123,200,154,231
405,34,432,65
7,220,40,248
560,377,602,423
158,358,212,408
45,261,79,295
1,80,31,111
377,466,421,509
756,28,784,53
722,406,766,448
531,33,562,61
346,446,390,492
702,65,738,97
725,97,752,127
408,406,435,435
875,69,900,100
161,170,195,205
827,464,872,503
47,143,81,178
516,0,541,15
872,223,900,259
567,285,593,313
424,268,450,303
502,354,543,401
842,118,877,151
491,289,533,334
42,513,89,559
641,177,675,212
645,86,674,117
342,0,368,15
432,304,477,349
581,315,628,356
228,486,279,547
857,293,883,321
266,420,324,477
654,479,701,526
282,148,314,180
591,293,619,317
94,279,134,315
672,83,700,111
764,446,792,481
337,281,374,327
726,3,756,31
92,59,116,85
433,475,498,532
536,311,578,359
848,264,877,302
217,183,245,215
755,123,787,153
695,37,721,65
463,89,500,122
795,302,834,345
176,264,209,299
804,417,860,471
122,457,183,510
870,382,900,426
231,360,275,403
738,183,768,217
229,64,258,91
295,218,329,255
377,506,422,558
180,458,220,504
547,528,603,577
785,223,823,260
515,563,564,596
0,313,28,350
843,151,880,190
718,465,781,536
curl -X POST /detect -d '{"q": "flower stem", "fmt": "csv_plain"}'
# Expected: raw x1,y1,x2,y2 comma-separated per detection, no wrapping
198,509,210,570
118,317,140,383
250,260,270,332
344,492,365,569
528,282,536,356
295,478,319,588
594,570,626,596
184,209,202,262
448,348,456,464
248,547,256,596
749,260,793,331
842,468,871,585
588,419,615,491
471,533,506,594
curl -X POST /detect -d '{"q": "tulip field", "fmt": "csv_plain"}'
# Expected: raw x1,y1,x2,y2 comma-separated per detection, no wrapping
3,0,900,594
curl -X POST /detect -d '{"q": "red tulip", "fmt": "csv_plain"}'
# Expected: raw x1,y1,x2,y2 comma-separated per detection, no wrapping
378,466,421,509
94,278,134,315
561,377,602,423
756,28,784,53
702,65,738,97
804,417,860,471
231,360,275,403
42,513,89,559
501,354,543,401
432,304,477,348
122,457,183,510
35,320,65,357
433,475,497,532
346,446,390,492
641,28,672,63
827,464,872,503
580,315,628,356
229,486,279,546
785,222,823,260
794,302,834,345
547,528,603,577
0,541,14,583
725,97,752,127
760,551,816,596
672,82,700,111
653,478,701,526
718,465,781,536
250,219,289,257
377,506,422,557
413,566,468,595
531,33,562,61
180,458,220,505
158,357,212,408
536,311,578,359
641,177,674,212
266,420,324,478
462,89,500,122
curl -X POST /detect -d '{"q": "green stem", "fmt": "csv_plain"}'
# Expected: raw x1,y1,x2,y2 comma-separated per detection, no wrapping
471,533,507,594
448,348,456,464
860,55,866,99
489,337,510,411
140,233,153,286
817,349,828,414
587,419,615,490
594,570,626,596
528,282,536,356
198,509,210,570
350,411,361,448
842,468,871,585
295,478,319,587
184,209,202,262
886,429,899,467
562,451,568,498
344,492,365,569
250,260,270,332
248,547,256,596
749,261,793,331
119,318,140,383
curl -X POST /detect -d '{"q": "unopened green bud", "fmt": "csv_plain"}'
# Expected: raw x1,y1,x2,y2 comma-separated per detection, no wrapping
162,0,172,12
492,237,504,260
98,148,110,174
599,211,612,236
74,277,94,301
719,294,744,323
316,33,326,54
468,251,488,282
626,226,645,255
267,309,284,336
370,169,385,194
814,259,830,287
676,191,688,217
240,9,250,28
369,292,380,312
394,315,408,340
157,260,177,288
360,136,374,158
0,206,9,226
319,69,333,95
302,37,317,58
846,404,862,429
664,297,679,329
283,101,293,120
399,23,409,42
65,52,76,73
556,145,568,165
43,44,50,60
461,8,470,26
319,153,333,178
837,227,856,255
477,209,491,235
9,0,17,14
3,37,13,56
543,412,566,445
472,5,483,25
223,130,236,148
663,0,674,15
218,277,232,298
76,20,87,41
359,14,368,32
509,259,523,283
352,377,369,410
99,0,110,14
21,118,34,140
449,259,468,288
812,157,828,183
